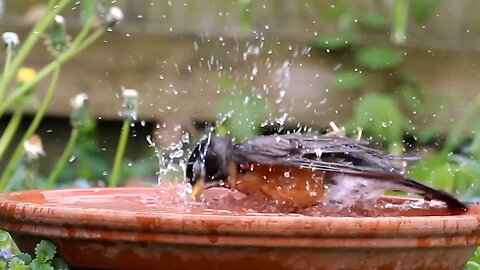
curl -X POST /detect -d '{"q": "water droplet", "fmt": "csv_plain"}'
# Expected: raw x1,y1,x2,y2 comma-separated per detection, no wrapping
243,45,260,61
275,113,288,126
169,149,184,159
181,133,190,143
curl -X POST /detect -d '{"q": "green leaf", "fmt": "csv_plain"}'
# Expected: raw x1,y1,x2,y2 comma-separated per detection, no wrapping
399,84,421,112
361,10,390,30
52,258,69,270
30,258,54,270
0,231,9,249
409,154,448,181
465,121,480,160
407,153,473,193
450,155,480,198
8,257,28,270
74,146,108,182
331,71,364,90
16,253,32,264
35,241,56,263
425,164,456,192
465,261,480,270
313,34,351,51
0,232,8,243
467,248,480,269
355,46,404,70
411,0,439,23
352,93,406,148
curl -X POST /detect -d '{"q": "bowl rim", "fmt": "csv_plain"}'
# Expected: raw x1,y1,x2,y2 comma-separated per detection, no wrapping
0,187,478,238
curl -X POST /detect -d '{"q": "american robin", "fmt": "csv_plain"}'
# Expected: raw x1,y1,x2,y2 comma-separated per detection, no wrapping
186,133,467,211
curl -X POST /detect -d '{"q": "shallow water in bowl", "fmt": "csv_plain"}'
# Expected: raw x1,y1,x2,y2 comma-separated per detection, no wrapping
9,183,454,217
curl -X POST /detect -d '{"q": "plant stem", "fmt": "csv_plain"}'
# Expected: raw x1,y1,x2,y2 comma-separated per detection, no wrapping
0,67,61,192
70,13,97,48
0,47,13,100
0,0,71,102
45,128,79,188
239,0,252,33
391,0,409,44
0,107,24,162
0,24,106,118
109,118,132,187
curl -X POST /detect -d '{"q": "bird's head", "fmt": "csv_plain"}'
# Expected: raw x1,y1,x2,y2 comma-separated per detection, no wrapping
186,135,235,198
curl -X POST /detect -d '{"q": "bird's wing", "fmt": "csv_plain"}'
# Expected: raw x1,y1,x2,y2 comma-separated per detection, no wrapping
233,133,405,177
232,133,467,211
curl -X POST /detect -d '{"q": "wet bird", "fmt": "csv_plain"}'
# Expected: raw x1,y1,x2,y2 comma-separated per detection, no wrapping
186,133,467,212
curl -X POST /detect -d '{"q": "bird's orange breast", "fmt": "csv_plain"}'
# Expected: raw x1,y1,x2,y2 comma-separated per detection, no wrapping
227,163,326,208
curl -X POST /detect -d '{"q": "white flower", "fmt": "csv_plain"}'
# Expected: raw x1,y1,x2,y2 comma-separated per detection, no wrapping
105,6,124,26
23,135,45,160
2,32,19,49
122,88,139,120
70,93,88,110
122,88,138,100
54,15,65,26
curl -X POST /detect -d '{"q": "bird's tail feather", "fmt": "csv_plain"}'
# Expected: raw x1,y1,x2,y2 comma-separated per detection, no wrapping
349,171,469,212
401,177,468,212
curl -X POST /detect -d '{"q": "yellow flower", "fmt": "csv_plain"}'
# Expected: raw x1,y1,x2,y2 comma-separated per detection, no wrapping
16,67,37,84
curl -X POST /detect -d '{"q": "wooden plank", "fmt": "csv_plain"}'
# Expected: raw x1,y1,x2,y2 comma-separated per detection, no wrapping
0,1,479,131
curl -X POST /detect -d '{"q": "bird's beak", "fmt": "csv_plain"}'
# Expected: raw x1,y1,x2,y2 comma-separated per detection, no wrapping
191,178,205,199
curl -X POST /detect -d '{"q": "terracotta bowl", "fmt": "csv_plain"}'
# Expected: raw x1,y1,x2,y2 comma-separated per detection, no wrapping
0,183,478,270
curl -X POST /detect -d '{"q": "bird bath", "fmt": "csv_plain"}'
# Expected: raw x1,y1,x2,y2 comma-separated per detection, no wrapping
0,182,478,270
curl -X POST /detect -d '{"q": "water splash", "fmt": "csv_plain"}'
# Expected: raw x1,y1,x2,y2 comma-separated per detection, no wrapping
243,45,260,61
38,183,453,217
146,135,163,185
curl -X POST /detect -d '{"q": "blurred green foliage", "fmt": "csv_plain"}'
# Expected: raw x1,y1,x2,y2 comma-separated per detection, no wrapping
355,46,403,70
215,75,268,141
332,71,364,90
239,0,251,33
350,93,407,154
308,2,480,266
306,0,480,215
467,248,480,270
0,231,69,270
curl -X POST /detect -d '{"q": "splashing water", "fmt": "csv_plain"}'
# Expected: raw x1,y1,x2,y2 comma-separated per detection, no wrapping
38,182,453,217
243,45,260,61
146,135,163,185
